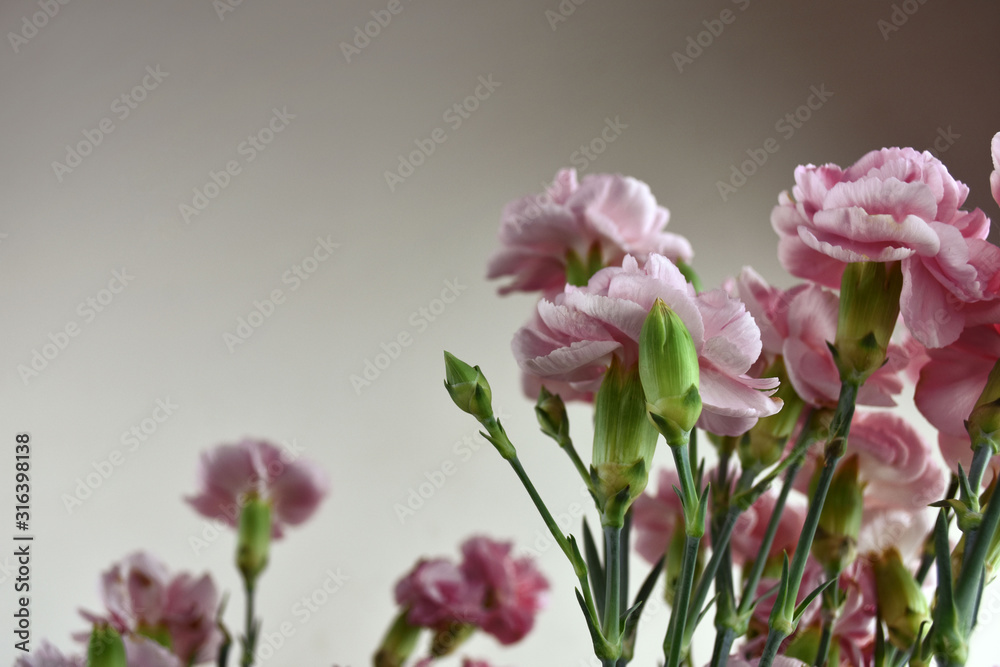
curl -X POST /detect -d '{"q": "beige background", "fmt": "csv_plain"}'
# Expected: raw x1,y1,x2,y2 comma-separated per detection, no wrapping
2,0,1000,665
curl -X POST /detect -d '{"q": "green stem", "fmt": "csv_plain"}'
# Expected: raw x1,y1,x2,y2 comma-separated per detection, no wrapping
665,534,701,667
710,627,736,667
757,382,859,667
813,579,840,666
603,525,623,648
558,433,594,491
955,468,1000,634
241,580,256,667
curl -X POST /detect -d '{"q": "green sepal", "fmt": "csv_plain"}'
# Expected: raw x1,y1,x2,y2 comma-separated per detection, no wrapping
768,553,795,635
793,577,838,623
576,588,614,659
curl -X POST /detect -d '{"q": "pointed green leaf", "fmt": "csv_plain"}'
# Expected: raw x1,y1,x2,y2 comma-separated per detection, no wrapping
793,577,838,622
583,518,606,618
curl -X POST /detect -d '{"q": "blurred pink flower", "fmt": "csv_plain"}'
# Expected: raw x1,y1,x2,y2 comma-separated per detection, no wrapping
124,635,184,667
186,438,329,538
797,411,947,559
735,268,908,408
772,147,1000,348
14,641,84,667
459,537,550,645
729,487,809,568
395,537,549,646
720,656,808,667
632,468,684,564
513,254,780,435
488,169,693,295
915,324,1000,471
395,558,483,629
80,551,221,664
829,560,877,667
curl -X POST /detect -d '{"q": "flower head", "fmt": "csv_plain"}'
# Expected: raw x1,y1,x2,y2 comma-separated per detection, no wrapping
14,641,85,667
513,254,780,436
488,169,693,295
772,146,1000,348
186,438,329,538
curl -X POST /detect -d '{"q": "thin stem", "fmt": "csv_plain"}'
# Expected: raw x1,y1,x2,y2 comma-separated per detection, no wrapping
603,525,623,648
955,469,1000,634
665,534,701,667
558,433,594,490
757,382,859,667
813,580,840,666
240,580,256,667
968,438,991,498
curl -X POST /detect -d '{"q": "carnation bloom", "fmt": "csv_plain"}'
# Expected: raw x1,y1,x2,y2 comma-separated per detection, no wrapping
735,267,908,408
513,254,780,436
394,537,549,646
915,324,1000,471
186,438,329,538
80,552,221,664
14,641,84,667
771,147,1000,348
488,169,693,295
992,132,1000,207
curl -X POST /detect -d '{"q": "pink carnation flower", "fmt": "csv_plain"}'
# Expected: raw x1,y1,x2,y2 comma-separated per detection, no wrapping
513,254,780,436
735,268,908,408
915,324,1000,471
395,537,549,646
80,552,221,664
14,641,84,667
488,169,693,295
992,133,1000,207
772,147,1000,348
186,438,329,538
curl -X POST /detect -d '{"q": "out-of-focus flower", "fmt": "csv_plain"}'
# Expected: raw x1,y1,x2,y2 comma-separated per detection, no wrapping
123,635,183,667
916,324,1000,471
80,552,221,664
720,656,808,667
513,254,780,436
395,559,483,630
632,468,685,565
186,438,329,538
735,268,908,408
459,537,549,645
488,169,693,295
772,146,1000,348
395,537,549,647
798,411,948,559
14,641,85,667
991,132,1000,207
729,487,809,568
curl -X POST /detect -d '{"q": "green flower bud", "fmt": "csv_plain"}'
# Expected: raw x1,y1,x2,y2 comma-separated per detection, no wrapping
833,261,903,384
740,356,803,472
811,455,865,573
873,547,930,651
968,358,1000,455
237,496,271,586
535,386,569,444
443,352,494,423
87,623,127,667
374,610,421,667
639,299,702,447
592,356,660,526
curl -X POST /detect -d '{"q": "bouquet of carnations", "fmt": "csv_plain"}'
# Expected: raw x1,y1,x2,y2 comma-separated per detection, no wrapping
24,139,1000,667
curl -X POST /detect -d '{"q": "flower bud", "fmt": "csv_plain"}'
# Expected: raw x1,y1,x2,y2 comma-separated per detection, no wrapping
374,610,421,667
967,358,1000,455
88,623,127,667
741,356,803,472
639,298,702,447
592,356,659,526
811,455,864,573
535,386,569,444
443,352,494,423
237,496,271,586
873,547,930,651
834,261,903,383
